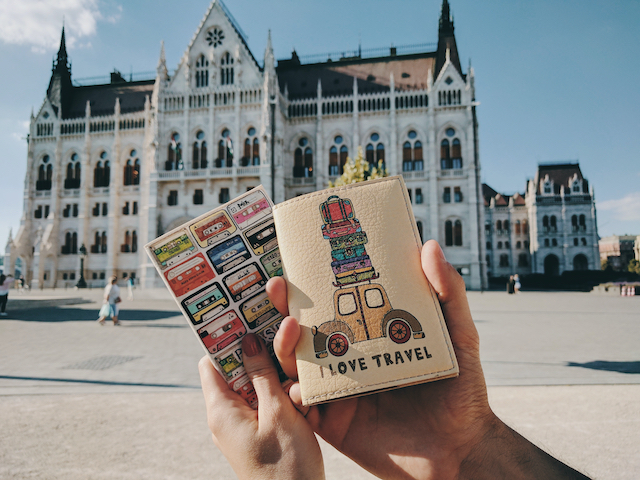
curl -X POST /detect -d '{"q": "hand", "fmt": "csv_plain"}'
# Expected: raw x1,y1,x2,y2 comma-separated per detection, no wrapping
269,240,589,480
198,333,325,480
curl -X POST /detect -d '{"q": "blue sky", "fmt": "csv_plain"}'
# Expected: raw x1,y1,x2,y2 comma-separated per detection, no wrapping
1,0,639,249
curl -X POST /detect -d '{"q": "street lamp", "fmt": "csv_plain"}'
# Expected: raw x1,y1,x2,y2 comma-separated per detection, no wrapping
76,243,87,288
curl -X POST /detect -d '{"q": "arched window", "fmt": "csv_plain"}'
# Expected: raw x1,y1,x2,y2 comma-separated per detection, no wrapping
573,238,579,246
581,237,587,246
451,138,462,169
401,130,424,171
542,216,549,230
101,231,107,254
123,149,139,185
500,254,509,267
496,220,502,232
195,54,209,88
440,139,450,169
497,241,503,249
36,155,53,191
132,231,138,253
550,215,557,231
515,220,521,234
505,241,510,249
445,220,453,246
365,133,385,171
579,214,586,231
192,131,207,169
402,141,412,171
94,151,110,187
123,231,131,252
573,254,588,271
221,52,234,85
216,129,233,167
518,253,529,267
65,153,81,189
571,215,578,231
293,137,313,178
504,220,510,233
328,135,347,176
166,133,182,171
544,181,552,194
522,219,529,235
572,180,581,193
486,241,492,250
241,127,259,166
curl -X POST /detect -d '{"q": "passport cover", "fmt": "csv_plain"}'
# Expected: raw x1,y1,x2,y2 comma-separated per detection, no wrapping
273,176,459,406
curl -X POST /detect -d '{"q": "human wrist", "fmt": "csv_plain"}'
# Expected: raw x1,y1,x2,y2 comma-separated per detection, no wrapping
457,413,589,480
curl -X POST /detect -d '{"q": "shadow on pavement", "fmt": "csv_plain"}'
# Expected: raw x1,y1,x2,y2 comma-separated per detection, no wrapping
7,307,181,322
567,360,640,374
0,374,199,389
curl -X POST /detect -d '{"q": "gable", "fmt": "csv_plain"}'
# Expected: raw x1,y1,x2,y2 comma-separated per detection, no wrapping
169,0,262,91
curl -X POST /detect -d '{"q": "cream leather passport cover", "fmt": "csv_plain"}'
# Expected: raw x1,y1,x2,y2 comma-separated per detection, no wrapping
273,176,458,406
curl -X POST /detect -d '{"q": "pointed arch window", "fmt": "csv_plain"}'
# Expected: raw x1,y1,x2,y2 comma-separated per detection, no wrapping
36,155,53,191
451,138,462,169
94,151,110,187
294,137,313,178
365,133,385,172
328,135,347,176
192,131,207,169
403,131,423,171
221,52,234,85
216,129,233,168
195,54,209,88
579,214,586,231
124,149,140,185
440,139,450,169
522,219,529,235
445,220,453,246
166,133,182,171
241,127,259,166
550,215,557,231
64,153,81,189
454,220,463,246
515,220,521,235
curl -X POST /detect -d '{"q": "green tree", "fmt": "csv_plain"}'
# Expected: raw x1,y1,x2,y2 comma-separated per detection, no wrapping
328,146,387,188
601,258,612,271
628,259,640,275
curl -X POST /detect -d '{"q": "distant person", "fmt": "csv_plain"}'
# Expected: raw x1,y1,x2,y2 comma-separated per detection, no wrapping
507,275,515,294
97,276,121,326
514,274,521,293
127,276,135,301
0,273,15,316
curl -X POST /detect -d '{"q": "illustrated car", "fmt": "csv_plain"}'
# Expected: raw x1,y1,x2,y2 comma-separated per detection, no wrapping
311,283,424,358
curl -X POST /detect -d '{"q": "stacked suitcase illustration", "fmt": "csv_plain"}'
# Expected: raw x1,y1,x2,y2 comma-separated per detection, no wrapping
320,195,379,286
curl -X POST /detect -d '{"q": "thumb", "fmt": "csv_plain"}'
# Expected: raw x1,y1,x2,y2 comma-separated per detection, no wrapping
241,333,286,408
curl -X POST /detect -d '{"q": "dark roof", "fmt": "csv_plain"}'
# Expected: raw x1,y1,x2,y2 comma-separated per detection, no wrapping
64,79,154,119
535,162,588,195
482,183,525,207
276,52,436,100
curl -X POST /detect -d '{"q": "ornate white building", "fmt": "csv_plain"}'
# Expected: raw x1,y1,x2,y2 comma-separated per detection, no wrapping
5,0,487,289
484,162,600,277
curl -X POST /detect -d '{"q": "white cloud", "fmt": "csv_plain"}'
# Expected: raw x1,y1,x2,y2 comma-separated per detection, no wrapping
0,0,121,53
598,192,640,222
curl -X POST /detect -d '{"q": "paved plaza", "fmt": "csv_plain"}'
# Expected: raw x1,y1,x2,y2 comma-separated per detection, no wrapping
0,289,638,479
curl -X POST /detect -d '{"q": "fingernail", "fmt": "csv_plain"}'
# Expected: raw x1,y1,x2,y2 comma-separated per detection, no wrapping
243,334,262,357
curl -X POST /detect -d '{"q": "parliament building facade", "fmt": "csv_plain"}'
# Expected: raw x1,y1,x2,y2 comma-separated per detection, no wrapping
6,0,490,289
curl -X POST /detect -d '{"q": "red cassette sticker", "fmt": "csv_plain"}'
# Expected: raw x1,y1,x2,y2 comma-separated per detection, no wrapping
164,253,215,297
229,375,258,408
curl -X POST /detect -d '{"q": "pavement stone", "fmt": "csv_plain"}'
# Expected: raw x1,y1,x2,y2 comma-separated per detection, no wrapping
0,290,638,479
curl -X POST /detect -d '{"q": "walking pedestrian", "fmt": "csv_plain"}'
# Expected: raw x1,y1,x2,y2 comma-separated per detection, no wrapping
0,273,15,316
96,276,122,326
507,275,515,294
514,274,521,293
127,276,135,301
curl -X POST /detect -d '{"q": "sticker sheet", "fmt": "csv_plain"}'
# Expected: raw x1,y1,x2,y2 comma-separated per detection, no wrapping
145,186,284,409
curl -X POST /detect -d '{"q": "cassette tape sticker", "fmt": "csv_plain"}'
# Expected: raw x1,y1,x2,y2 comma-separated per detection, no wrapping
260,248,282,278
240,290,281,330
206,235,251,275
244,218,277,256
223,263,267,302
215,345,245,381
152,230,196,269
197,310,247,354
229,375,258,408
164,253,214,297
182,282,230,325
190,211,237,248
227,190,271,230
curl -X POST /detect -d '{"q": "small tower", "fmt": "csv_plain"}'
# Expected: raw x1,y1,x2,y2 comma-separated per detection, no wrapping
47,27,73,118
434,0,462,79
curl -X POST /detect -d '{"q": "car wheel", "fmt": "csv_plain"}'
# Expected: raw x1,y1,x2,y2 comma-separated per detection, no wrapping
327,333,349,357
388,319,411,344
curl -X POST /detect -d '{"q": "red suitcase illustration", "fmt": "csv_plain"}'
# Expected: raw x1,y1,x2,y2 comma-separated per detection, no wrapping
320,196,362,239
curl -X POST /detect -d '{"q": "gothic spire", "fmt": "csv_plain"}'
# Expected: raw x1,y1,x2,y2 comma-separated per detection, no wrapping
47,25,73,118
434,0,462,80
